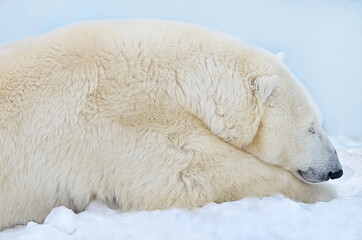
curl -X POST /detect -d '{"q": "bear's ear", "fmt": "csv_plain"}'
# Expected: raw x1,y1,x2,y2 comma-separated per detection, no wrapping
253,75,279,102
275,52,285,62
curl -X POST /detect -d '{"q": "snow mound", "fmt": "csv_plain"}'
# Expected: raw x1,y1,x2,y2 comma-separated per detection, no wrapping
0,136,361,240
44,206,76,235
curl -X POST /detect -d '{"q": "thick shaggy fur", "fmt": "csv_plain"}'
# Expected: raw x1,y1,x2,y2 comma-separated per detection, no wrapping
0,20,335,229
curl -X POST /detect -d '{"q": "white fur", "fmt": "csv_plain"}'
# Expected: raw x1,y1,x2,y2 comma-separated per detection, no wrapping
275,52,285,62
0,20,336,230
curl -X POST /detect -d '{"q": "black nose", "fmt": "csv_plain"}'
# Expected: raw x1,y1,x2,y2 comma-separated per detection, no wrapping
329,169,343,179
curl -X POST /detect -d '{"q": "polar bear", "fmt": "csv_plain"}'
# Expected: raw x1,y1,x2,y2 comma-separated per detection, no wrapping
0,20,342,229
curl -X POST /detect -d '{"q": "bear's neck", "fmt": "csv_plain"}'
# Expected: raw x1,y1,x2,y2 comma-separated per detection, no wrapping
170,53,262,150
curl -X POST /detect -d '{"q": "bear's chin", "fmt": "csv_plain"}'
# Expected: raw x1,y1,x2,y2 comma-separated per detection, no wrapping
296,169,329,184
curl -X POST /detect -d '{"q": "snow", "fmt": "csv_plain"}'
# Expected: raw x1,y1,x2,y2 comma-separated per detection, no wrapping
0,136,361,240
0,0,361,139
43,206,77,235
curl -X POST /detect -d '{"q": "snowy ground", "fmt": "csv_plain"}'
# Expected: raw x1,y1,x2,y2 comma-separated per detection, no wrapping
0,136,361,240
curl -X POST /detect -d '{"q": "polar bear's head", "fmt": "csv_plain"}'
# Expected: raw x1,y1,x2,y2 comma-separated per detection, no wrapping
244,53,343,183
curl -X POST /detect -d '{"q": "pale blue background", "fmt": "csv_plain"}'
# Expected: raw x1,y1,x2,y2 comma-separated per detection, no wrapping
1,0,361,139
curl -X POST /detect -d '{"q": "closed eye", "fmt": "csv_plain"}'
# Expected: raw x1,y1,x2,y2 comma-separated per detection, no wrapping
308,127,316,134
